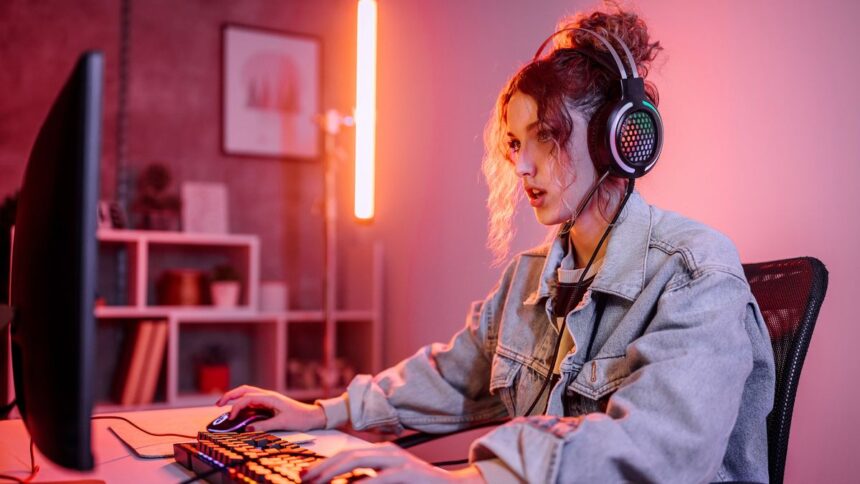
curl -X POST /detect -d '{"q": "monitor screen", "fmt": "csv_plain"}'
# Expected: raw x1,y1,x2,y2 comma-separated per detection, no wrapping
8,51,103,470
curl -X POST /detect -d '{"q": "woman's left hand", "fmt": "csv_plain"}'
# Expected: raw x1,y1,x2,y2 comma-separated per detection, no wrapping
300,442,484,483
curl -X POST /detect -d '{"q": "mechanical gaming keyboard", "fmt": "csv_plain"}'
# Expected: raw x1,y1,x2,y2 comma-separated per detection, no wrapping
173,431,376,483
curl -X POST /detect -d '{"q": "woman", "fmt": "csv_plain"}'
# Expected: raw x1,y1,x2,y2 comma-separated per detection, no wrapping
218,7,775,483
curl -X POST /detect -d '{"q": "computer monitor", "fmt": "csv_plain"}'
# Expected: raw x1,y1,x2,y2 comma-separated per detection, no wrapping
4,51,103,470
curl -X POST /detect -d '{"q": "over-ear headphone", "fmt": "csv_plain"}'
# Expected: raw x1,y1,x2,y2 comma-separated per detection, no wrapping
533,28,664,179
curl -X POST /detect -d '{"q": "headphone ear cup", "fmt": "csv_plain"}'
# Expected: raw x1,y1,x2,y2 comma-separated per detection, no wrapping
587,103,614,174
590,99,663,179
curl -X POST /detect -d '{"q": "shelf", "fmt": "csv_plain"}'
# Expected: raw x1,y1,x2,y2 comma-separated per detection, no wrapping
280,310,374,322
95,306,254,319
171,388,331,408
173,393,224,408
284,310,324,322
96,388,337,413
284,388,331,401
94,400,174,414
335,310,375,322
96,306,171,319
95,307,369,323
98,229,259,246
87,229,383,412
172,311,281,324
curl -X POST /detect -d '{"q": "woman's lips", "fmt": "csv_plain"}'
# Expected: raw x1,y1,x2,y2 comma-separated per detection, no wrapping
526,187,546,208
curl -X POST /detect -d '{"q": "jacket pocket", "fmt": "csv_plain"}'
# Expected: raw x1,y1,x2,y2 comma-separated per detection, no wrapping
489,352,521,416
491,347,556,416
565,355,630,415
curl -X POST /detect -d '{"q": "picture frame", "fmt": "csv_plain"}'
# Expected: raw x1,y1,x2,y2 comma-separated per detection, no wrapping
222,24,321,159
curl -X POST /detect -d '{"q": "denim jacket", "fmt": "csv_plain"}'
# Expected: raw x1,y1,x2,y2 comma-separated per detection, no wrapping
318,191,775,484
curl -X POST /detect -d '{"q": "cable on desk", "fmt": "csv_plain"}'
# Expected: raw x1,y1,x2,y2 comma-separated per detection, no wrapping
91,415,197,439
0,439,40,483
106,427,174,459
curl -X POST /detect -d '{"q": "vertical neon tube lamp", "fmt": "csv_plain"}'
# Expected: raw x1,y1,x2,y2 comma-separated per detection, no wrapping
355,0,377,221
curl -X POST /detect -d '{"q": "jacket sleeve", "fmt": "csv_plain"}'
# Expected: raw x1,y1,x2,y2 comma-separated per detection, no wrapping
317,264,514,434
469,270,760,483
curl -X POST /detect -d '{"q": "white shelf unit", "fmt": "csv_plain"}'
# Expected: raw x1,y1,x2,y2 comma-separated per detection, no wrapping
94,229,383,412
96,228,260,310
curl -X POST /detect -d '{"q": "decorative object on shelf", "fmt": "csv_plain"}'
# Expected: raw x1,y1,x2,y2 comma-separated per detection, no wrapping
98,200,128,229
210,264,241,308
335,358,357,387
196,345,231,395
259,281,289,312
222,24,321,159
181,181,229,234
287,359,319,390
286,358,356,391
131,163,181,231
157,269,205,306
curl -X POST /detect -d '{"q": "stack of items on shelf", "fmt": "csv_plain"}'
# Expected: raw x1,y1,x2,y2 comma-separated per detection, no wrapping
115,320,169,405
287,358,356,390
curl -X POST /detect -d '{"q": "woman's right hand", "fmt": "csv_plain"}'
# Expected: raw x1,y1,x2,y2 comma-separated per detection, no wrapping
215,385,327,432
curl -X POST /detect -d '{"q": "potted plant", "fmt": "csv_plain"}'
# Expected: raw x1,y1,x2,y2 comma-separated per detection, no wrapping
210,264,241,308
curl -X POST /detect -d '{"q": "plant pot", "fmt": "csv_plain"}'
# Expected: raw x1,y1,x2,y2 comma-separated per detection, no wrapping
198,364,230,394
210,281,241,308
158,269,205,306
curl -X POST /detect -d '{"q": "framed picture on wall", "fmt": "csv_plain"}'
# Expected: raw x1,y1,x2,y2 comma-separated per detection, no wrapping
222,24,321,159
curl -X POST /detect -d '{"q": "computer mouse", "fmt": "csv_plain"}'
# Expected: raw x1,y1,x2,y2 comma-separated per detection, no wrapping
207,407,275,433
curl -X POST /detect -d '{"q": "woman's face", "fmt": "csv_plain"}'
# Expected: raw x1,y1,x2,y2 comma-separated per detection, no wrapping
505,91,598,226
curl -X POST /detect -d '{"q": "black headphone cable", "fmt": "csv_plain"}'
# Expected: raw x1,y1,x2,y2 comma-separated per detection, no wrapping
523,177,635,417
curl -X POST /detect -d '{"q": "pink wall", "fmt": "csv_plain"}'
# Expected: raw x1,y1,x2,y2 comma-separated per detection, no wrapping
0,0,119,203
369,1,859,482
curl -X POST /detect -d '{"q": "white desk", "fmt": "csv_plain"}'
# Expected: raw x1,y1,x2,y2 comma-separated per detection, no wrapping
0,406,373,483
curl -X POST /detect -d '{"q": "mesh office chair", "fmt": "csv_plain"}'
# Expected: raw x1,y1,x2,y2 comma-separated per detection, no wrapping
394,257,829,484
743,257,828,484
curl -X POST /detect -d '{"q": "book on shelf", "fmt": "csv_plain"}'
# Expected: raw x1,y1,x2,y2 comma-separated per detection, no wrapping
136,320,168,405
114,319,168,405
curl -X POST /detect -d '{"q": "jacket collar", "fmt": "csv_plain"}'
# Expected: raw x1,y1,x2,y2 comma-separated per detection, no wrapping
527,190,652,304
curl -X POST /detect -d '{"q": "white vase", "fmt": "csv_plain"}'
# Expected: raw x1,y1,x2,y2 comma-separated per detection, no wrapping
210,281,241,308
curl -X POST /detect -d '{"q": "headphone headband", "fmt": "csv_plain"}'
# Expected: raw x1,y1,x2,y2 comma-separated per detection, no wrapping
605,30,639,78
556,47,621,78
532,27,633,79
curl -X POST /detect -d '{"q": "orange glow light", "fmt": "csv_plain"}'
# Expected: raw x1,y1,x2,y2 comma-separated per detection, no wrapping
355,0,377,220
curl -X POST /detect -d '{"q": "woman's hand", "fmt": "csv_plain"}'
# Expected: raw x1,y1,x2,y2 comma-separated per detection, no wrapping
215,384,326,432
300,442,485,483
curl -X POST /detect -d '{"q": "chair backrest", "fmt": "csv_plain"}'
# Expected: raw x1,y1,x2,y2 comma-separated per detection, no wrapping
742,257,828,484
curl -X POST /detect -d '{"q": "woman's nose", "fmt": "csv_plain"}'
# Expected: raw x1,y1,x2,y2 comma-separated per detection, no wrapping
514,151,535,178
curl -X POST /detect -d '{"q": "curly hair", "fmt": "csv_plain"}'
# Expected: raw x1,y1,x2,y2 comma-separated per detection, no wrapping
482,4,663,265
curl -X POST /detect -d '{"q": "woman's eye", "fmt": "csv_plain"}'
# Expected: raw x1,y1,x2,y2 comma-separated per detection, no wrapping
537,129,552,143
507,139,521,154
